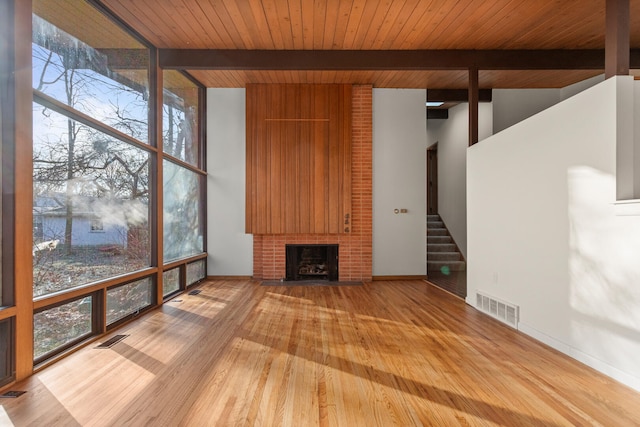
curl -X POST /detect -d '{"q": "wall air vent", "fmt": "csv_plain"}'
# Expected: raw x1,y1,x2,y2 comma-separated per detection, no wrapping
476,291,519,329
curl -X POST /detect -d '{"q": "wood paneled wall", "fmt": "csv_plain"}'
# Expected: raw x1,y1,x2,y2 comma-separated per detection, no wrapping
246,84,352,235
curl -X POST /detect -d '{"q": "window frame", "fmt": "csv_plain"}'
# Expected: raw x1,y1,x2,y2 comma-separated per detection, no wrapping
0,0,18,386
26,0,207,369
1,0,16,310
105,276,156,330
161,71,206,170
157,69,207,299
31,87,154,298
162,266,181,299
33,290,102,365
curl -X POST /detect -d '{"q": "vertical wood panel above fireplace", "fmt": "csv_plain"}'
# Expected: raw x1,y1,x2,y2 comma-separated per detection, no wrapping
245,84,352,235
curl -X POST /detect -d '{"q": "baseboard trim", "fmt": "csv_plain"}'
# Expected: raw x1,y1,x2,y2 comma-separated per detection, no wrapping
518,322,640,393
372,275,427,281
206,275,253,281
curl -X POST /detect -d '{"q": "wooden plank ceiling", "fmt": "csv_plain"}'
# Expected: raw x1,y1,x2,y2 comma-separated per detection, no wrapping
97,0,640,89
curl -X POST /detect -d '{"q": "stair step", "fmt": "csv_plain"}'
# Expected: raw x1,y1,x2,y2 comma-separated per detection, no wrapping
427,243,457,252
425,214,464,273
427,236,452,244
427,260,466,272
428,252,461,261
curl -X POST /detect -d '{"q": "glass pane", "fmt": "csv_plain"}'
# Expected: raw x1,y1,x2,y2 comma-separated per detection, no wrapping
106,277,153,325
0,319,12,385
163,71,199,166
163,268,180,296
33,103,150,297
34,297,92,360
163,161,203,262
32,2,149,143
186,260,205,286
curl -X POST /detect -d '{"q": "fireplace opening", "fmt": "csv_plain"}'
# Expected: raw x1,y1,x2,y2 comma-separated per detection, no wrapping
285,244,338,282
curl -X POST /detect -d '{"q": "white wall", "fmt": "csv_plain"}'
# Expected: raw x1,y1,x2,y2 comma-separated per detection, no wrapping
493,89,560,134
560,74,605,100
427,76,602,259
372,89,427,276
426,102,492,258
467,77,640,391
493,74,605,134
206,88,253,276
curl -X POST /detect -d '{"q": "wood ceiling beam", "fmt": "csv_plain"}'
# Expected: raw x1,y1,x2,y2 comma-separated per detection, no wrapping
605,0,630,77
159,49,640,71
427,109,449,120
468,67,479,146
427,89,492,102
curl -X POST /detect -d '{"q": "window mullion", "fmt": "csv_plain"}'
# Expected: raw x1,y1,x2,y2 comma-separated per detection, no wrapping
33,91,156,156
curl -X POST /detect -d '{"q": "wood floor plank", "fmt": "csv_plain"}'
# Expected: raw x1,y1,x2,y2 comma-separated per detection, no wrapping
3,279,640,426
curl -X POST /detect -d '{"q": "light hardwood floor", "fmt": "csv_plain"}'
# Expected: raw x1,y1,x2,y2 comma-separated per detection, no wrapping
2,280,640,426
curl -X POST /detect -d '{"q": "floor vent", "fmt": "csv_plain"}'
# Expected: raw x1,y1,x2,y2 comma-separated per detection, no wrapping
0,391,26,398
95,334,129,349
188,289,202,295
476,292,519,329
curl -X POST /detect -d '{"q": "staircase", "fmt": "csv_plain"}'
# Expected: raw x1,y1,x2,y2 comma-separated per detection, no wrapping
427,214,466,273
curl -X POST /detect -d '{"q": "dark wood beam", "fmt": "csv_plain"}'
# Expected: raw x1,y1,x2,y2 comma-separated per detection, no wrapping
159,49,636,71
605,0,630,78
427,109,449,120
150,47,163,307
468,67,479,146
428,89,492,103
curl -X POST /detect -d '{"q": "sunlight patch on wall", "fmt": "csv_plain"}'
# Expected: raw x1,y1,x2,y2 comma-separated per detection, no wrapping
568,166,640,327
567,166,640,375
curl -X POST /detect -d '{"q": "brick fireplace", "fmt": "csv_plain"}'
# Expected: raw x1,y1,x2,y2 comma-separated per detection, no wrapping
252,85,372,282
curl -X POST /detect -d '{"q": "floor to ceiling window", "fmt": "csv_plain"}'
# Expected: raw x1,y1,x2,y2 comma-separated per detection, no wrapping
32,8,151,298
161,71,206,297
31,0,153,362
28,0,206,365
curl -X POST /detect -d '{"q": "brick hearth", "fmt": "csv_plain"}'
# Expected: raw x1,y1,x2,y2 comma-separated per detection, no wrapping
252,85,373,282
